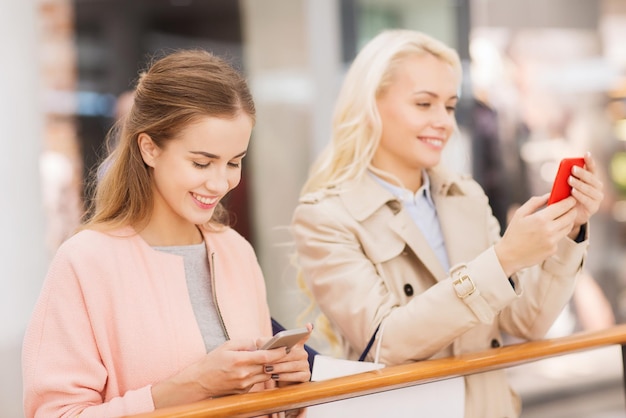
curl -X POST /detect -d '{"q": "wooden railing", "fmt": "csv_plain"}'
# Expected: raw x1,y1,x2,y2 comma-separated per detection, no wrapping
127,324,626,418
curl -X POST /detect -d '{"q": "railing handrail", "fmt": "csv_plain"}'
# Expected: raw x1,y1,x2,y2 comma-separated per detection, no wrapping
126,324,626,418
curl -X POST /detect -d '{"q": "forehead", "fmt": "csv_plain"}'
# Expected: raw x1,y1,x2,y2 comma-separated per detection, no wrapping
169,114,253,151
383,53,460,98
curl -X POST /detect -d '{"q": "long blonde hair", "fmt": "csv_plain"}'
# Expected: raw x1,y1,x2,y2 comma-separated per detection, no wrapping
82,49,255,232
300,29,462,195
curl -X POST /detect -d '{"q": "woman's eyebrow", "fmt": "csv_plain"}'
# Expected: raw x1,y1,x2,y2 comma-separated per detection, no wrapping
412,91,459,101
190,150,247,159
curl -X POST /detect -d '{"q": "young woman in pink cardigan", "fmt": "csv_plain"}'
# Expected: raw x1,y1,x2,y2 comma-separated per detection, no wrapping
22,50,312,418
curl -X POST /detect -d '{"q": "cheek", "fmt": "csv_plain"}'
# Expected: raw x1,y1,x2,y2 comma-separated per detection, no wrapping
227,170,242,190
406,109,428,129
156,171,185,198
160,164,201,193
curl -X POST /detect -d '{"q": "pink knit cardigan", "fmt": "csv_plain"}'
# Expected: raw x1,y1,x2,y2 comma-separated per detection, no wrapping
22,226,274,418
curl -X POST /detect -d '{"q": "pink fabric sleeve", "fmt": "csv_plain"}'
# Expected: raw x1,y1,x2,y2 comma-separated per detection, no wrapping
22,246,155,418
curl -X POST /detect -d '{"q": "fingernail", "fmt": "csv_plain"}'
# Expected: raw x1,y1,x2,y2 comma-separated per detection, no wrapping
271,374,279,380
264,365,274,373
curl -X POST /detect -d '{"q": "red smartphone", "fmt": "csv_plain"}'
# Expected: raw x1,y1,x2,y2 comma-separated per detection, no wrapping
547,157,585,205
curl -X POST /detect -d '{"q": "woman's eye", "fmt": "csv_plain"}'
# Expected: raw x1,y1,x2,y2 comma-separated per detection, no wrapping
192,161,210,169
446,106,456,113
416,102,430,108
228,161,242,168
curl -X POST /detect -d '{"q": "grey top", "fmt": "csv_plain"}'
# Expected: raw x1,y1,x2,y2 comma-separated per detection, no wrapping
153,242,227,352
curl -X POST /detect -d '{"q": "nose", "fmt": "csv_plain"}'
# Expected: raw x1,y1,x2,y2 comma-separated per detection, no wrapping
432,105,455,130
204,166,230,195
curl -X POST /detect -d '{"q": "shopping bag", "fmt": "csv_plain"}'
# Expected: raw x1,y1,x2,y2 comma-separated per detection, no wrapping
306,323,465,417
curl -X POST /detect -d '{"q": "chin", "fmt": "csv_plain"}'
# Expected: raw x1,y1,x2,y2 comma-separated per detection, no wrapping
419,159,441,169
188,211,216,227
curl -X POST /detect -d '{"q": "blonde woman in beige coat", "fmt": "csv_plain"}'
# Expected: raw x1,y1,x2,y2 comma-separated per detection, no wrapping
291,30,604,418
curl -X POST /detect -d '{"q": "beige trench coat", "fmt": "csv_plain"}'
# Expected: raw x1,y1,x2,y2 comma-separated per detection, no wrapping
291,166,588,418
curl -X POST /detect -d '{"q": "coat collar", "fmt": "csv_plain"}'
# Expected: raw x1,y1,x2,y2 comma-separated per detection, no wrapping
340,173,396,222
340,165,467,222
339,166,486,281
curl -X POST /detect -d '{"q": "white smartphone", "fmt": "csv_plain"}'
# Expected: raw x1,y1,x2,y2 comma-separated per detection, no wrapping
260,327,310,350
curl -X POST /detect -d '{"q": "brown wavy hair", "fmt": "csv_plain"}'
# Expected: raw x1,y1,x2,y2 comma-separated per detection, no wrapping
81,49,255,232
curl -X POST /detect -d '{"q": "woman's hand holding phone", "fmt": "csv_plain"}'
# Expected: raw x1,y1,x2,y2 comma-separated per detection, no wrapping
151,338,296,408
548,157,585,205
255,324,313,418
548,153,603,239
495,152,604,276
495,193,577,277
257,323,313,385
558,153,603,239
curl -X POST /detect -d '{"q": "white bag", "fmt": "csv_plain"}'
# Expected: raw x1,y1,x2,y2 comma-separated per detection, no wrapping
307,322,465,418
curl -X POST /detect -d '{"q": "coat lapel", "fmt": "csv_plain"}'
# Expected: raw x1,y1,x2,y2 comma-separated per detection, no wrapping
388,211,448,281
429,167,490,268
341,173,448,282
341,168,490,283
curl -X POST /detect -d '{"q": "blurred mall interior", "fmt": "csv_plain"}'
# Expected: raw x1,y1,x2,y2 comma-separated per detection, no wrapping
3,0,626,416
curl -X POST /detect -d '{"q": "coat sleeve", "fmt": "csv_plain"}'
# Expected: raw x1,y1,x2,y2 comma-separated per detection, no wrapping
445,179,588,341
22,246,155,418
498,225,588,340
291,197,587,365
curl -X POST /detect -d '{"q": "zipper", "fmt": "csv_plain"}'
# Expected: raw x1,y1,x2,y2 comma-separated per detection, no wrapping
210,251,230,340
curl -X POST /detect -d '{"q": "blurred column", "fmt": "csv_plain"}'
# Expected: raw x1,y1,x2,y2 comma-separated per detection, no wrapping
39,0,82,256
0,1,47,416
239,0,342,327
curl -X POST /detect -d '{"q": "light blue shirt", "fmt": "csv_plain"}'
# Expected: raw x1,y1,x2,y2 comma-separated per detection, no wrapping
370,170,451,272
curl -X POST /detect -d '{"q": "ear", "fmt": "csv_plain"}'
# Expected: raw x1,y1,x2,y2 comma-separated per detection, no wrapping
137,133,160,168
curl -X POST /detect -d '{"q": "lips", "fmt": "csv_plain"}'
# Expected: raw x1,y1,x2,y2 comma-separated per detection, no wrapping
191,192,218,206
419,137,444,148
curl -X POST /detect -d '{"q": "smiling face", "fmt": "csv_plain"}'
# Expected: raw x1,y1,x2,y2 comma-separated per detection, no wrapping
372,52,459,191
138,113,252,245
